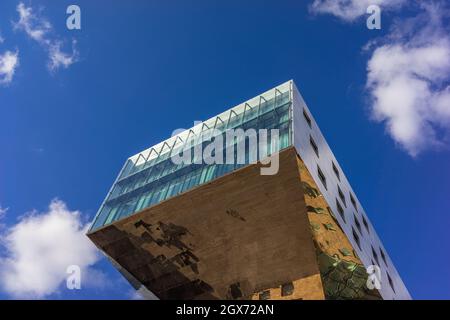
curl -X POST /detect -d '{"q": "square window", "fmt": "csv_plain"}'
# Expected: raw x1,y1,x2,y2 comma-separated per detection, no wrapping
336,198,345,222
303,108,312,128
338,185,346,207
332,161,340,181
380,248,388,266
387,273,396,293
307,205,325,214
326,206,334,217
372,246,380,266
229,282,243,299
339,247,352,257
310,222,321,231
310,135,319,158
350,193,357,211
317,165,327,190
352,227,361,251
259,290,270,300
281,282,294,296
362,215,370,233
354,214,362,234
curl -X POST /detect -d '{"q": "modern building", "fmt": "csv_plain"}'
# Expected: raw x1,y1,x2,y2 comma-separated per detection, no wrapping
87,80,411,300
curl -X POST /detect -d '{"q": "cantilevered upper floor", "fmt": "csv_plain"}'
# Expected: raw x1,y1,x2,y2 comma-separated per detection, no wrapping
89,81,293,232
88,80,411,300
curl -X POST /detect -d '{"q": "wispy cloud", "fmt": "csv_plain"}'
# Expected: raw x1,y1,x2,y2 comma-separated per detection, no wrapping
48,40,78,71
310,0,450,156
366,2,450,156
14,3,51,42
13,2,78,71
0,206,7,216
0,50,19,85
0,30,4,43
309,0,407,22
0,206,8,230
0,199,100,298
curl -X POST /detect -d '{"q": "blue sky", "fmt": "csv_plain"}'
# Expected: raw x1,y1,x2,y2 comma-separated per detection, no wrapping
0,0,449,299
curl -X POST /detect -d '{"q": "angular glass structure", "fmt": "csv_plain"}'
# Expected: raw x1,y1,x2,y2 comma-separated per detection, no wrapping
88,80,410,300
90,82,293,231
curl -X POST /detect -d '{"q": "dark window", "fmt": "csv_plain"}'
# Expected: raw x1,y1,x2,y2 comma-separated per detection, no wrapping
387,273,396,293
354,214,362,234
303,108,312,128
336,198,345,222
350,193,357,211
326,206,335,218
352,227,361,250
338,185,346,207
362,215,370,233
259,290,270,300
332,161,340,181
317,165,327,190
380,248,388,266
281,282,294,296
229,282,243,299
310,135,319,157
372,246,380,266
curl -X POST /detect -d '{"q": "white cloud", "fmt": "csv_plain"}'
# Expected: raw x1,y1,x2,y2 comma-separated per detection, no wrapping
0,31,4,43
309,0,407,21
0,50,19,85
0,199,101,298
0,206,8,230
48,40,79,71
366,3,450,156
14,3,51,42
13,2,78,71
0,206,7,217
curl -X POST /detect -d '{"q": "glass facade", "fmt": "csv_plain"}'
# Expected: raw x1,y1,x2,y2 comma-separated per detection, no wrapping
89,82,294,231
